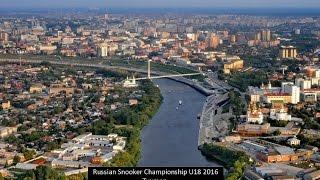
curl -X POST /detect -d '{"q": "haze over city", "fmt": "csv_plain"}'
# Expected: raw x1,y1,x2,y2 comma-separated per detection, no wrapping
1,0,320,8
2,1,320,180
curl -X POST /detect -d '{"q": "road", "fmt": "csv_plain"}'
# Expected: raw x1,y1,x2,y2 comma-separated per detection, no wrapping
206,72,247,107
198,92,233,146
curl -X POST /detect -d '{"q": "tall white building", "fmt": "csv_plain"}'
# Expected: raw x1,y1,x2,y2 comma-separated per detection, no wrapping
98,43,108,57
283,84,300,104
295,78,311,90
315,70,320,78
281,82,294,93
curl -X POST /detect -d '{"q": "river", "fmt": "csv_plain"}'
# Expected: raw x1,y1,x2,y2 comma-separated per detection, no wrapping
139,78,218,167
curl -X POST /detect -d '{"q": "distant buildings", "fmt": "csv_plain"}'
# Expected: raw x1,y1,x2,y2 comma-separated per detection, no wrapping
247,103,264,124
29,84,44,94
208,33,220,49
287,137,300,146
223,56,244,74
264,93,292,104
1,101,11,110
0,32,8,43
282,83,300,104
248,81,302,104
270,108,292,121
261,29,271,42
123,77,138,88
0,126,17,138
51,133,126,168
279,46,298,59
237,123,270,136
257,146,312,163
39,45,57,54
230,35,236,44
97,43,108,57
49,84,75,96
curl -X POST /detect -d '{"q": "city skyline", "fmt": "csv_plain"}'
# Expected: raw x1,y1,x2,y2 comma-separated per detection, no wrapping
1,0,320,8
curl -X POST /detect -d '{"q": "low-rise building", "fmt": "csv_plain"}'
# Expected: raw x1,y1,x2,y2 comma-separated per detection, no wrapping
52,133,126,168
0,126,17,138
270,108,291,121
223,57,244,74
1,101,11,110
219,135,242,143
264,93,291,104
29,84,44,94
287,137,300,146
257,146,312,163
237,123,270,136
123,77,138,88
129,99,138,106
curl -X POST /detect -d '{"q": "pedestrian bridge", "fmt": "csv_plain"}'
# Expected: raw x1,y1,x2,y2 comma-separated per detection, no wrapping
132,60,201,80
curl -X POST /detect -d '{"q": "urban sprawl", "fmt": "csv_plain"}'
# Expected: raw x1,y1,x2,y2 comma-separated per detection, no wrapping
1,11,320,180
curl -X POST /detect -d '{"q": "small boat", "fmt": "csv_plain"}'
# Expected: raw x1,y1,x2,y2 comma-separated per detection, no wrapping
179,100,182,105
176,107,179,110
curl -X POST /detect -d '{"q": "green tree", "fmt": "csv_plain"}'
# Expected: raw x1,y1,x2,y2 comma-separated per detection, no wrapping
23,149,36,160
13,155,21,165
0,173,4,180
23,171,36,180
67,173,87,180
33,165,66,180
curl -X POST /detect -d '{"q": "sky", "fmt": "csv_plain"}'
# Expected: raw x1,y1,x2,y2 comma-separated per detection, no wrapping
1,0,320,8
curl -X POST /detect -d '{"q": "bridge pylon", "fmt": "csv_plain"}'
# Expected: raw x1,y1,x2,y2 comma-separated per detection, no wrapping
148,59,152,79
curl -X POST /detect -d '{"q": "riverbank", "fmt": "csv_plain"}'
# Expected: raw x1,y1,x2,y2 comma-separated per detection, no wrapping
107,80,163,167
167,77,214,96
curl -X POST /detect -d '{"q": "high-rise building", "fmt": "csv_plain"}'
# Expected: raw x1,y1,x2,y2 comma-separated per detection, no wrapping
266,29,271,41
65,26,72,33
230,35,236,43
208,33,220,49
104,14,109,20
279,46,298,59
283,84,300,104
254,32,261,41
222,30,229,38
0,32,8,43
98,43,108,57
261,29,271,42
